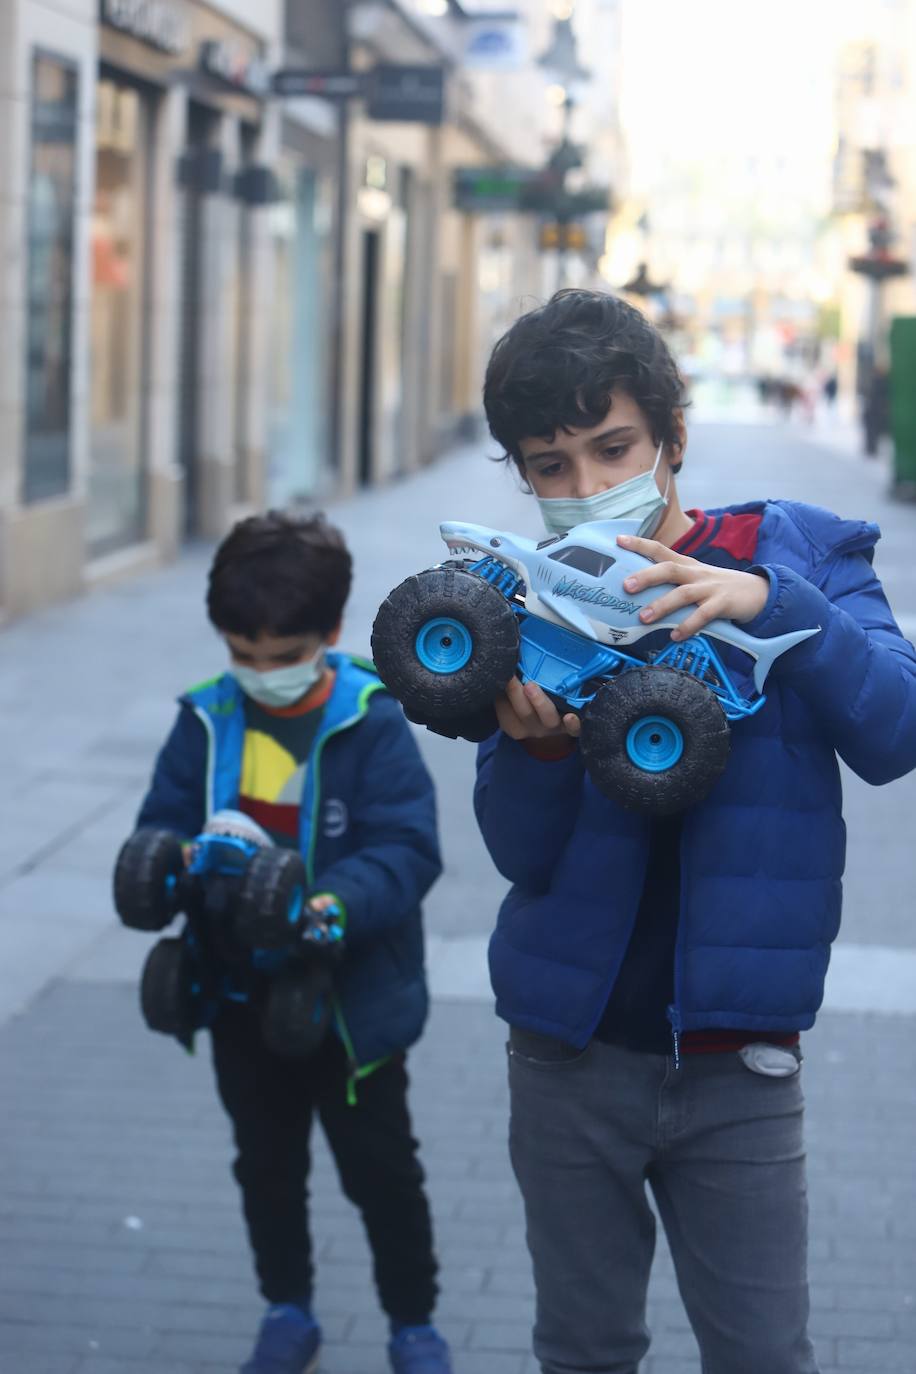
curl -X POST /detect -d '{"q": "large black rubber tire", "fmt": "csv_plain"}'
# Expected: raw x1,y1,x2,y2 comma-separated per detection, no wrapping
113,829,184,931
140,937,195,1037
406,702,501,743
580,667,731,815
235,849,308,949
262,966,333,1058
371,567,520,720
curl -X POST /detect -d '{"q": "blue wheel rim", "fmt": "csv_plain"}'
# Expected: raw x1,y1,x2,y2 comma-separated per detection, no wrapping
415,617,473,674
287,886,304,926
626,716,684,773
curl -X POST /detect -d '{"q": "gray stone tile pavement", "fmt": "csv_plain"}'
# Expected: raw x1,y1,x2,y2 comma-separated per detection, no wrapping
0,986,914,1372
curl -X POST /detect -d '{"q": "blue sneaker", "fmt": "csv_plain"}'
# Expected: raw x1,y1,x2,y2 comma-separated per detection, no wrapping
388,1324,453,1373
241,1303,321,1373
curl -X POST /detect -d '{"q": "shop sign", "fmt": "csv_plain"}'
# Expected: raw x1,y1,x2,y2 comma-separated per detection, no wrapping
100,0,190,56
366,65,444,125
272,69,367,100
453,165,537,212
463,16,528,71
200,38,271,99
272,64,445,125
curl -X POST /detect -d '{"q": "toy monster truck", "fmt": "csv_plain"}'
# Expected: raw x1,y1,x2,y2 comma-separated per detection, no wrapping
371,519,819,814
112,810,343,1056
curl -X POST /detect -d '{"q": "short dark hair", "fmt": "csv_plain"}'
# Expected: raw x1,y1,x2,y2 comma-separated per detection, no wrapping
483,289,687,471
207,511,352,639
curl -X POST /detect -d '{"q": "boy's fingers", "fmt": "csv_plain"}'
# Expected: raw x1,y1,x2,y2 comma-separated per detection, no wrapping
617,534,684,563
308,894,337,913
640,581,713,624
562,713,581,737
497,680,569,739
493,695,528,739
624,560,682,593
671,596,727,641
522,680,562,729
505,676,536,721
623,559,704,594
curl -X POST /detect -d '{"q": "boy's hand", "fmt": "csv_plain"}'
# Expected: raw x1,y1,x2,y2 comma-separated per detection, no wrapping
617,533,769,641
308,893,341,917
302,894,345,955
494,677,581,742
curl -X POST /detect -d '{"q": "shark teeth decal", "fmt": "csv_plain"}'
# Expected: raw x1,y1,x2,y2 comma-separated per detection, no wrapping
444,543,482,557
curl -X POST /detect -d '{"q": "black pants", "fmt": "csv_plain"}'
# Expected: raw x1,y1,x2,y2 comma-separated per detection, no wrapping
210,1003,439,1323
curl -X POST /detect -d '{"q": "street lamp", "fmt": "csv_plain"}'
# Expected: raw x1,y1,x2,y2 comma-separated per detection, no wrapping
534,6,603,287
623,262,668,300
538,5,589,152
538,12,590,85
846,140,909,459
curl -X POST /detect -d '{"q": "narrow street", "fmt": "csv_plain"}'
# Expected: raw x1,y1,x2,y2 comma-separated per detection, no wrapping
1,417,914,1374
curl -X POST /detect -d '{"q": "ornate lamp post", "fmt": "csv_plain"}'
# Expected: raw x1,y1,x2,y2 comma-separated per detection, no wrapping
531,6,609,287
849,212,908,457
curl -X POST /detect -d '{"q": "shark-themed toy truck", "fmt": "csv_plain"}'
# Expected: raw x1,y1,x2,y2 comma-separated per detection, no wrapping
371,520,819,814
113,810,343,1054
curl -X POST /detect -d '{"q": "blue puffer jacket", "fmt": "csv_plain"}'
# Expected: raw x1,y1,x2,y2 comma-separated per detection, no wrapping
474,500,916,1049
136,653,442,1067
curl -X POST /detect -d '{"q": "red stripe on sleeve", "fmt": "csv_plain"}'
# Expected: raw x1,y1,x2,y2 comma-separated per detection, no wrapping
673,511,710,555
708,513,763,563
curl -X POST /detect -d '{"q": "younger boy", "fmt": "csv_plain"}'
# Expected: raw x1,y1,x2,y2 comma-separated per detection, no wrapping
135,512,452,1374
472,289,916,1374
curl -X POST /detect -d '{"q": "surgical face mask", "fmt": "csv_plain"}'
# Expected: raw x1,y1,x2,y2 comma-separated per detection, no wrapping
536,442,670,537
231,651,325,709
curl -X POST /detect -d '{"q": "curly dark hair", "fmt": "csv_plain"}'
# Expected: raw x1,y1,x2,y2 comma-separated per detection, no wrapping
483,289,687,472
207,511,352,639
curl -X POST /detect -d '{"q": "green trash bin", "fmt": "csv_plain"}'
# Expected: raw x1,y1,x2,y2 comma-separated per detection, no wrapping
890,316,916,499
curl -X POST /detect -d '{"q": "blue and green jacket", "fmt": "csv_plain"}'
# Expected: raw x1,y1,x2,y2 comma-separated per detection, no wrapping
136,653,442,1067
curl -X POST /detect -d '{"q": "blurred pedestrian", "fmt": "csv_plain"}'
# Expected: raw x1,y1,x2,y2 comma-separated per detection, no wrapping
863,367,889,456
130,512,452,1374
419,288,916,1374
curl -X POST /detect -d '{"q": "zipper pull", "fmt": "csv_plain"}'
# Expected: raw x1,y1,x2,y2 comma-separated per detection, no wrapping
667,1004,682,1070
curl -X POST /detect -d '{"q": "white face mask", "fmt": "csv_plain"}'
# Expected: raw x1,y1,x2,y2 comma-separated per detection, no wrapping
231,651,326,709
536,442,670,537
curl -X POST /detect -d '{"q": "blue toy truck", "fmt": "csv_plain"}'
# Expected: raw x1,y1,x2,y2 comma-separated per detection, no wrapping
112,811,343,1055
371,518,819,814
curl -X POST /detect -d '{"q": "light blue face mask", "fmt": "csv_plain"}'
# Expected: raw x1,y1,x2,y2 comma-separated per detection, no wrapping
231,651,326,709
536,442,670,537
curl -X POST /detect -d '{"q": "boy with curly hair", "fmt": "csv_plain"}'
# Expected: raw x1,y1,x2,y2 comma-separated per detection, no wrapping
471,289,916,1374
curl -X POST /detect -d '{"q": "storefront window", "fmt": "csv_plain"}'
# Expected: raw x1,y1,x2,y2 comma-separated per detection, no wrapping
23,52,78,504
88,76,149,554
267,162,333,506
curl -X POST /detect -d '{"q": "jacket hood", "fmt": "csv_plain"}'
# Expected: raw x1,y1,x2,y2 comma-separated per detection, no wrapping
708,499,880,565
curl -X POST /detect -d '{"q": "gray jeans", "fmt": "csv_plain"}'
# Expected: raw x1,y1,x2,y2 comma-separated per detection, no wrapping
508,1030,820,1374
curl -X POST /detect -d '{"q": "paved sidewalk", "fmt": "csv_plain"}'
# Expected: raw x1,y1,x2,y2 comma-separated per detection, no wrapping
0,988,914,1374
1,423,915,1372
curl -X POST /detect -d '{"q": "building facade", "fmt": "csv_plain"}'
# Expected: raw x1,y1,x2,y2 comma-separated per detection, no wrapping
0,0,562,620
